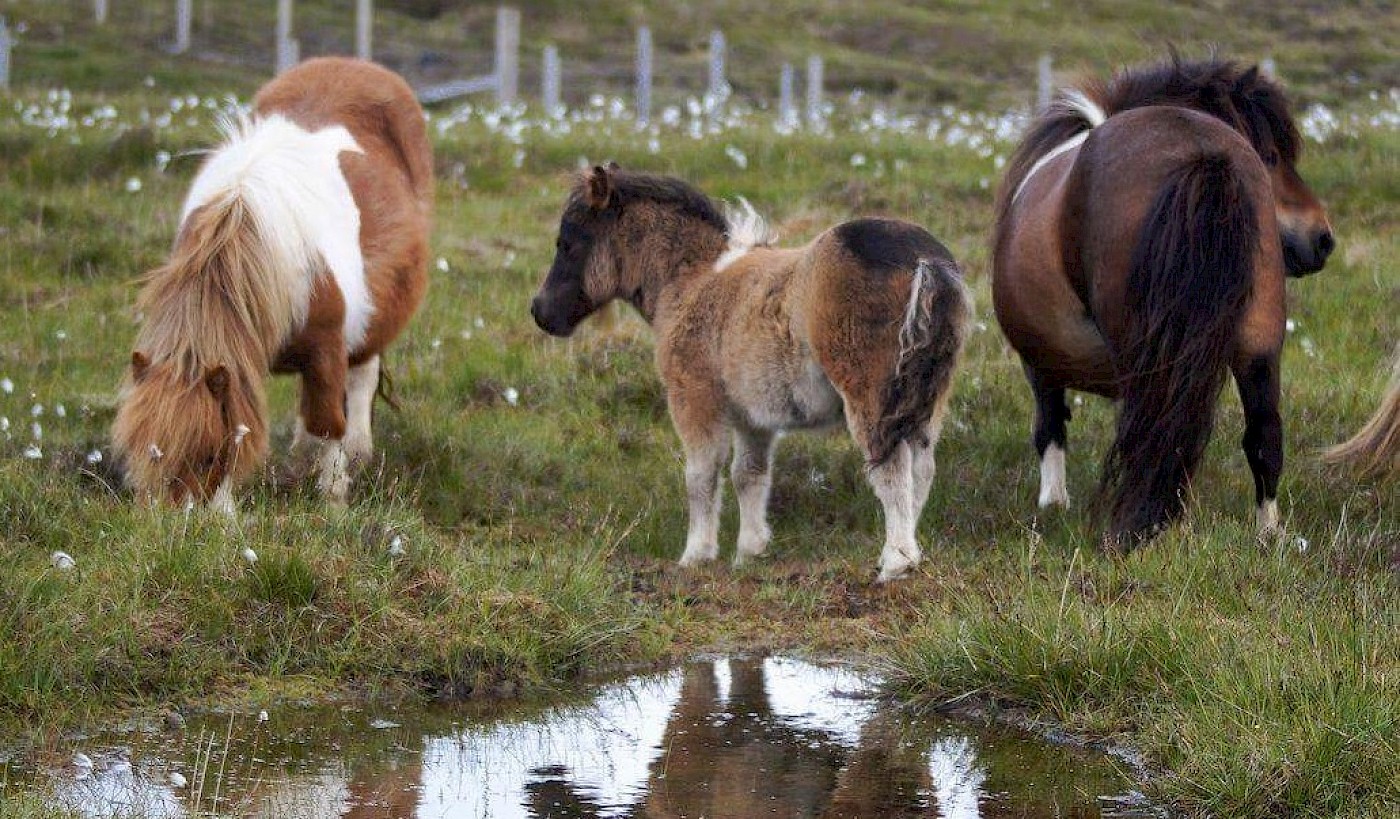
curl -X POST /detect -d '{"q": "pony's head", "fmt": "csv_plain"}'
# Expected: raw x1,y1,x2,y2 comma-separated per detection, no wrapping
1217,64,1333,276
112,352,266,506
531,163,727,335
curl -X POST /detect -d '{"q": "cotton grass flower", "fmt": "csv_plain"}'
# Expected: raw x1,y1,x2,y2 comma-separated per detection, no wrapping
85,449,102,465
51,551,76,571
169,772,187,788
241,547,258,564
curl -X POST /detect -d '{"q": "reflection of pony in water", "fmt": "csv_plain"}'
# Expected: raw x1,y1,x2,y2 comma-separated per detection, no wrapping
112,58,432,511
993,55,1333,542
532,166,969,581
1325,346,1400,479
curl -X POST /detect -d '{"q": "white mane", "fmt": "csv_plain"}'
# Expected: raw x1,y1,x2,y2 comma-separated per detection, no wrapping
715,197,777,272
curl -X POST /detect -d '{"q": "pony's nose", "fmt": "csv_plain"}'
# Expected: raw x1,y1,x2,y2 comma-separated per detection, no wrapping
1315,230,1335,262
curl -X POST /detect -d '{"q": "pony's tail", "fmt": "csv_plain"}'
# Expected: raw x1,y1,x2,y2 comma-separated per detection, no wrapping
1102,153,1259,540
869,257,971,466
1323,347,1400,479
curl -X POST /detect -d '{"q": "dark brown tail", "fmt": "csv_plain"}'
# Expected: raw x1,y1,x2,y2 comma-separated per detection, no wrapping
870,257,971,466
1102,153,1259,539
1323,347,1400,479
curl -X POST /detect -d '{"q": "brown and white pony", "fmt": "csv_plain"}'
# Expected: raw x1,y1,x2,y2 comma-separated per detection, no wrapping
113,58,432,510
1325,346,1400,479
992,56,1333,542
532,166,969,581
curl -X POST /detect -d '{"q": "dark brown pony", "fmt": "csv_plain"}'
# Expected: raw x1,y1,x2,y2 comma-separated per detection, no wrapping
532,166,969,581
113,58,432,511
992,56,1333,541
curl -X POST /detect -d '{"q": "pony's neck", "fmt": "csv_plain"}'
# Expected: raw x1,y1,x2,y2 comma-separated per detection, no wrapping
623,216,727,325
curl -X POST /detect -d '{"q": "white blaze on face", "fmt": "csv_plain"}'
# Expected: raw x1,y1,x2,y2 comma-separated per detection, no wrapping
1038,442,1070,508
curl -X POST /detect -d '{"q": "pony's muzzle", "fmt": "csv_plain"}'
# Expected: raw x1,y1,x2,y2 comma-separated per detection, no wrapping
1282,228,1334,277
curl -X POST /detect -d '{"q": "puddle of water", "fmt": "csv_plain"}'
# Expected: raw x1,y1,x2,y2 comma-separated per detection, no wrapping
4,658,1159,818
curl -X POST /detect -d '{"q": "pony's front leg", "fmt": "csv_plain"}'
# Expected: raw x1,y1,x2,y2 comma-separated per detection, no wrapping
342,355,379,465
1234,353,1284,533
674,416,730,568
299,346,351,505
731,425,776,565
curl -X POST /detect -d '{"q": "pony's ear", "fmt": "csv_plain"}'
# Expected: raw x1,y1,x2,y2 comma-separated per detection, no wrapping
585,164,616,209
204,364,231,401
131,351,151,382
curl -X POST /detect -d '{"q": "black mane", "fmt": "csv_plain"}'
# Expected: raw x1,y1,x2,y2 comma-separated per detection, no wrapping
571,170,728,233
996,55,1302,226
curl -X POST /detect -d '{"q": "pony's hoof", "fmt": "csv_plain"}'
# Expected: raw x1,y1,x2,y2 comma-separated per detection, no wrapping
875,557,919,583
677,548,718,568
1256,499,1281,535
733,534,771,565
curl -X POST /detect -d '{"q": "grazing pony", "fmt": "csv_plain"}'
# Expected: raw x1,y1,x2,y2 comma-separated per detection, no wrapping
1324,346,1400,479
113,58,432,510
532,166,969,581
992,56,1333,541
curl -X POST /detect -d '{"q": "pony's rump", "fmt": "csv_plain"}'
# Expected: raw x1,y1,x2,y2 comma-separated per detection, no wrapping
1102,152,1259,537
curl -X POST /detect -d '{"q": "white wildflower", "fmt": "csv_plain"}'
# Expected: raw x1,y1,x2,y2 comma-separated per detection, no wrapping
724,144,748,169
30,422,41,440
387,535,406,557
30,403,42,417
233,424,250,445
85,449,103,465
148,443,164,461
258,710,269,723
23,444,42,460
850,153,867,167
241,547,258,564
503,387,520,406
124,177,142,193
55,404,66,418
436,257,450,273
0,377,12,393
169,772,187,788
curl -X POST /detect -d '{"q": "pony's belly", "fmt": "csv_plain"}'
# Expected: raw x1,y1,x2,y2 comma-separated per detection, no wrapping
738,360,844,431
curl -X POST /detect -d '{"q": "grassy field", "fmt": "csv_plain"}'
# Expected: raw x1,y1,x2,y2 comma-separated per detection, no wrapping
1,3,1397,817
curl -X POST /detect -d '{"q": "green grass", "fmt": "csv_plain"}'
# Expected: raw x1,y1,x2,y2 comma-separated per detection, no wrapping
0,4,1397,817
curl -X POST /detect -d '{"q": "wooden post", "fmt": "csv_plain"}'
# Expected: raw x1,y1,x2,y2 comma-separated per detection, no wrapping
635,25,653,126
174,0,192,53
707,29,727,104
778,62,796,129
542,44,561,116
0,18,11,93
1037,53,1053,111
805,55,824,129
1261,56,1277,78
95,0,109,24
276,0,295,73
355,0,372,61
494,6,520,105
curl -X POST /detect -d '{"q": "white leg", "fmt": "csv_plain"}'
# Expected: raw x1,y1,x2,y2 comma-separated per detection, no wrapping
210,477,237,517
910,414,945,515
678,432,729,567
316,437,351,505
1257,498,1280,534
1037,442,1070,508
731,427,775,564
342,355,378,464
869,441,921,583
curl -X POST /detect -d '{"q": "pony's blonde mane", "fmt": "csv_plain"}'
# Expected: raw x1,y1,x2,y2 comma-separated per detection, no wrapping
1324,347,1400,479
715,197,777,272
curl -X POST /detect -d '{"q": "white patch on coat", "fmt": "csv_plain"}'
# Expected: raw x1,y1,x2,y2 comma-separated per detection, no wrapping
1037,442,1070,508
1013,89,1108,202
714,197,777,272
182,113,373,351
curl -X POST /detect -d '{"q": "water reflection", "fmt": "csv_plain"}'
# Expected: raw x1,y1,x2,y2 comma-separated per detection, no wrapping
25,658,1144,818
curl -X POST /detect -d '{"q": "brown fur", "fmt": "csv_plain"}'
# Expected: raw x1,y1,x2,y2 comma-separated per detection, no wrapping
113,58,432,505
992,55,1332,541
533,167,969,580
1325,346,1400,479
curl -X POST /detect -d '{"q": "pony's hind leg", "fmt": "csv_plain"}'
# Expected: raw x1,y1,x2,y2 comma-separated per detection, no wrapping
731,425,776,565
866,439,921,583
1026,363,1072,508
342,355,379,464
1233,354,1284,533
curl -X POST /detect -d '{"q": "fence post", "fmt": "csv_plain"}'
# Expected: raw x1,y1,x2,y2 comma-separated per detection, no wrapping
805,55,824,129
174,0,192,53
276,0,296,73
1261,56,1277,78
95,0,108,24
1036,53,1053,111
494,6,520,105
707,29,727,105
542,44,561,116
0,18,11,94
355,0,372,61
635,25,652,126
778,62,796,129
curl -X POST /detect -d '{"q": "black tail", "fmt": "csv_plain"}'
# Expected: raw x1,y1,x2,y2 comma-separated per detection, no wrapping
1102,153,1259,539
870,257,971,466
